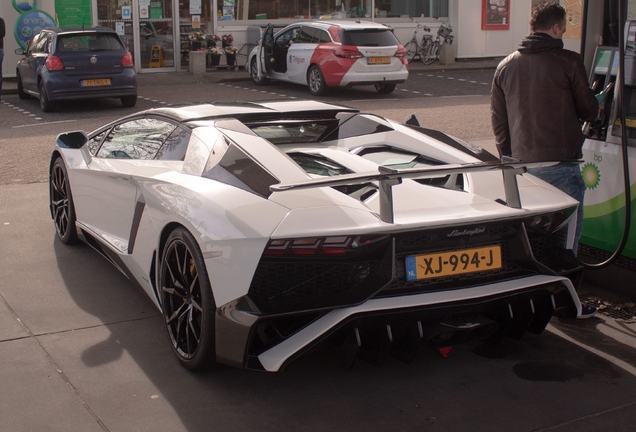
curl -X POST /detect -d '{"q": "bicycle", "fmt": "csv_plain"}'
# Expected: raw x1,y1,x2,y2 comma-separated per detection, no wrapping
421,19,454,65
403,19,431,63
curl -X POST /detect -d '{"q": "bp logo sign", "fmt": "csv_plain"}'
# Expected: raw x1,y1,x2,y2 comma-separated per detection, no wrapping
581,163,601,189
12,0,56,49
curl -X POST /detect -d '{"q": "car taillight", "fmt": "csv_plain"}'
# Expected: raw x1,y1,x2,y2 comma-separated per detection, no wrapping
263,235,388,256
333,46,363,59
45,56,64,71
394,45,408,57
122,52,134,67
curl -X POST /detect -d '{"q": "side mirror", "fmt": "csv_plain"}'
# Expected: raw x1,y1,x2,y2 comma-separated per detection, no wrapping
56,131,88,149
15,48,26,55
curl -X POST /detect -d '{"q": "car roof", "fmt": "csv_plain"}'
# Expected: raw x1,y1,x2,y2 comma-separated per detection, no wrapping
43,26,118,35
305,20,392,31
143,100,358,123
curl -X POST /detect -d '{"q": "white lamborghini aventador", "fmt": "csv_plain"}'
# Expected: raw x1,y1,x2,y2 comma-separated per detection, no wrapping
49,100,586,372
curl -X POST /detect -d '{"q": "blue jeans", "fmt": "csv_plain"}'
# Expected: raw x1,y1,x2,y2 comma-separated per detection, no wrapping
0,48,4,97
526,163,584,253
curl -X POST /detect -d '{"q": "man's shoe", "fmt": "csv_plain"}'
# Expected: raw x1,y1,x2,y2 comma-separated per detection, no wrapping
578,304,597,319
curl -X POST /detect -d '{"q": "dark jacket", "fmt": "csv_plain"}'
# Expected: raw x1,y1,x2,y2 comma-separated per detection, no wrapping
0,17,5,49
491,33,598,162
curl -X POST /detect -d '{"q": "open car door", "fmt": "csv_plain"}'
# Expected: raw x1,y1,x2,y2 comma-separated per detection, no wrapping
259,23,275,75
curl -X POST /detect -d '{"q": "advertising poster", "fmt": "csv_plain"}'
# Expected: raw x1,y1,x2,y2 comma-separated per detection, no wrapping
55,0,93,27
482,0,509,30
563,0,583,39
12,0,56,49
190,0,202,15
150,0,163,19
139,0,150,19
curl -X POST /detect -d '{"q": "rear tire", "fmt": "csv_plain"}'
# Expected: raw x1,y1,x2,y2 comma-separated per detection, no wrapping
250,56,269,85
160,227,218,371
39,80,54,112
404,41,417,63
17,72,30,100
307,65,328,96
50,157,78,245
121,95,137,107
374,83,396,94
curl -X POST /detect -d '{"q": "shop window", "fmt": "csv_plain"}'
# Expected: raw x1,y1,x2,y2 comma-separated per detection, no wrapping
240,0,448,20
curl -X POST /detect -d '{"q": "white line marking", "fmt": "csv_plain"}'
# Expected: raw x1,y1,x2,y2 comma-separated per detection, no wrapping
458,79,466,81
441,94,486,98
412,91,420,94
13,119,77,128
547,324,636,378
470,81,477,83
351,98,399,102
447,77,455,79
400,88,409,92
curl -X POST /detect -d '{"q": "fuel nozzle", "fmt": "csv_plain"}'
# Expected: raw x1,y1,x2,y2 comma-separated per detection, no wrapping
595,81,615,105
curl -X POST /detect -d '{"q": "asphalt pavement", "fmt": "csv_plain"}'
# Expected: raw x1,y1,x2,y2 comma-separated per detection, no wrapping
1,57,504,95
2,56,636,432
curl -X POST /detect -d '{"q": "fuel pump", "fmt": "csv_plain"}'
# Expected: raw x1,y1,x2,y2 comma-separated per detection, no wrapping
580,18,634,266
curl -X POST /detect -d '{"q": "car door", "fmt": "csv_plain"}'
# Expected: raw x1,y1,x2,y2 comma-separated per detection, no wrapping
285,26,312,83
71,117,177,253
20,32,49,92
260,23,275,75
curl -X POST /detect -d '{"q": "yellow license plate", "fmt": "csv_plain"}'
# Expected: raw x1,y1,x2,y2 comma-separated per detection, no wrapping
368,57,391,64
82,79,111,87
405,245,502,281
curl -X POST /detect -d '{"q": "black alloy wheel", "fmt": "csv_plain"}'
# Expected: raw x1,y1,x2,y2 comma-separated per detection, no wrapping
160,228,217,371
50,158,78,244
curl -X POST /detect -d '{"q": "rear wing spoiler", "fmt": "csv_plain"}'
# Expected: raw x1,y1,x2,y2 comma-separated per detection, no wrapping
271,161,561,223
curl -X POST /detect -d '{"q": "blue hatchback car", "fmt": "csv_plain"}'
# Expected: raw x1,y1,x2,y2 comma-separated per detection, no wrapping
15,27,137,112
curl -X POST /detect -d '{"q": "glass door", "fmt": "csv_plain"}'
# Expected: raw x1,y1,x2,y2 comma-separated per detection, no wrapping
178,0,212,69
97,0,136,66
138,0,176,69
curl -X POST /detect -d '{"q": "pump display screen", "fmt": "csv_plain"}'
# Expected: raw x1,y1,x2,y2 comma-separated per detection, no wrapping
628,22,636,51
594,49,613,74
611,51,619,76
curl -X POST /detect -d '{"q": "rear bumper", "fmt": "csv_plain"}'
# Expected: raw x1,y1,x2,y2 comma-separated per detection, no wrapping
215,274,580,372
339,69,408,87
43,69,137,101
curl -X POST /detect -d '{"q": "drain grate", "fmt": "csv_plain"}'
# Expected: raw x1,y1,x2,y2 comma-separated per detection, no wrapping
582,296,636,323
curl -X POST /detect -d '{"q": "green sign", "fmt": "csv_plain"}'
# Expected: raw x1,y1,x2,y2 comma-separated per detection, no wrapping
150,0,163,19
55,0,93,27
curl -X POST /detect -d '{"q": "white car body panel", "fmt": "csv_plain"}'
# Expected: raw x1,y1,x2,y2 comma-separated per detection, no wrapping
49,101,585,372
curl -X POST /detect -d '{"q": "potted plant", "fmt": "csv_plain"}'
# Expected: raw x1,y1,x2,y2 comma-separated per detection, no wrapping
224,46,238,69
206,34,220,48
188,31,206,51
221,34,233,48
208,46,224,67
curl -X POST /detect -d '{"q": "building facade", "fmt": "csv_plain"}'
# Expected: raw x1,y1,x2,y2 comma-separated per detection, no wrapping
1,0,592,78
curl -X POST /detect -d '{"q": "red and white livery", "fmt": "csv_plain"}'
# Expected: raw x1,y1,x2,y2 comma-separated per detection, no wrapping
248,21,409,95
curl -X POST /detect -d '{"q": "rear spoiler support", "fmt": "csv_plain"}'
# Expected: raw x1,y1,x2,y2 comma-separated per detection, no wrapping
271,161,561,224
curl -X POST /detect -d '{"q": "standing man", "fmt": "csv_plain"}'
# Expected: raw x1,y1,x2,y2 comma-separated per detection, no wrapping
491,2,599,318
0,16,5,101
